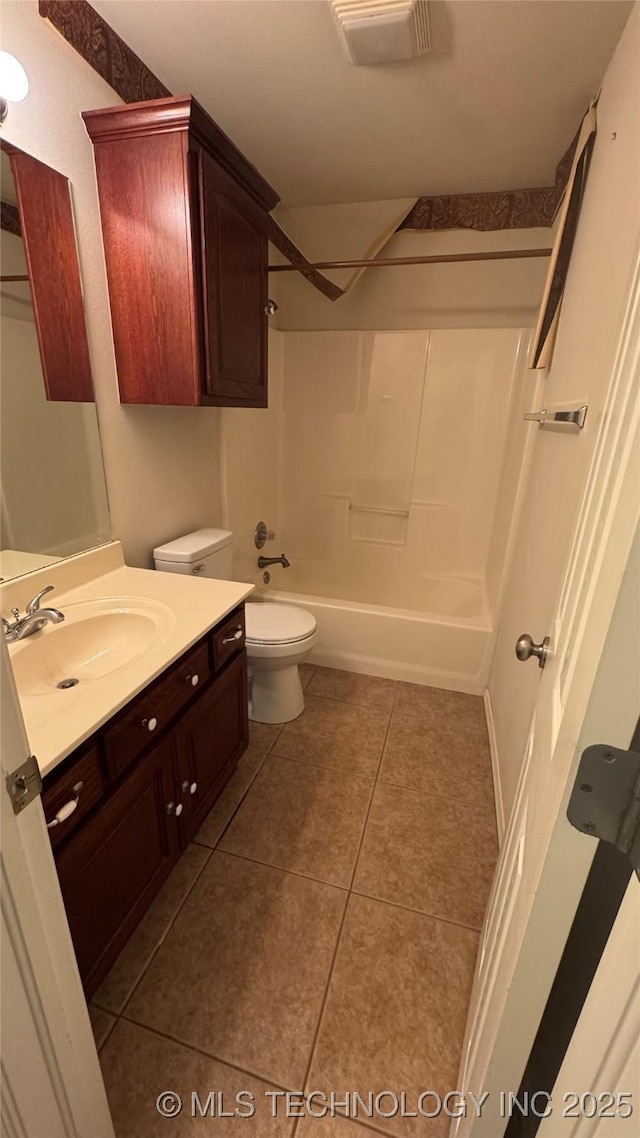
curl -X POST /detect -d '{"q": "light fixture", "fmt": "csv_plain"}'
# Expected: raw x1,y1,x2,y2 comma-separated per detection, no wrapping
0,51,29,124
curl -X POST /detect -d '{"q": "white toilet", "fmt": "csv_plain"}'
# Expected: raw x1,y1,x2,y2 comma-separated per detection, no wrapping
153,529,317,724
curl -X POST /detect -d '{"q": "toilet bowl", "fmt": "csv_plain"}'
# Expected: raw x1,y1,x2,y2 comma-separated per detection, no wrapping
245,602,317,723
153,529,316,724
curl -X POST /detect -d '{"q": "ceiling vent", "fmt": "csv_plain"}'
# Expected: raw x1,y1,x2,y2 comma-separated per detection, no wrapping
330,0,431,65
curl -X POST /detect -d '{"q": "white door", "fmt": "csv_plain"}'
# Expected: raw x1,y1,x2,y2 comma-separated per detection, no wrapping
453,249,640,1137
0,640,114,1138
537,875,640,1138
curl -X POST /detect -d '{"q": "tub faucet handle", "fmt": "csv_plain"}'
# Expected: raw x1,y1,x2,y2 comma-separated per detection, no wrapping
255,521,276,549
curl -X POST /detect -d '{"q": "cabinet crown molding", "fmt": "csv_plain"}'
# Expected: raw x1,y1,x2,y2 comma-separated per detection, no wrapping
83,94,279,213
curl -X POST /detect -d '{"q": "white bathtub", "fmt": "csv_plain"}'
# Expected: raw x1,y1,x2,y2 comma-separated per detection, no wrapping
253,574,493,695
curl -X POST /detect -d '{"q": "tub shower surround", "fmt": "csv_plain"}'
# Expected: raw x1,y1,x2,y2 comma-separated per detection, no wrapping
221,326,531,691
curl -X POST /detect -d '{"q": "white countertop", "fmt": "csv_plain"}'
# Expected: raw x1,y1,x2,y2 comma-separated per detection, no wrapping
3,545,253,778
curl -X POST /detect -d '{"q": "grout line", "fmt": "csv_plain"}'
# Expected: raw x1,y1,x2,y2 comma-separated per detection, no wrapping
349,888,483,934
269,746,380,780
250,748,377,784
113,845,215,1018
298,710,395,1092
283,689,396,718
263,724,285,752
374,773,496,813
303,689,399,714
93,1009,117,1053
117,1013,299,1093
210,848,351,893
192,750,270,851
389,679,401,717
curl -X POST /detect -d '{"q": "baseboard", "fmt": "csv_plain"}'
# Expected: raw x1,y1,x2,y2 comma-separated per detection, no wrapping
308,646,485,696
484,688,506,844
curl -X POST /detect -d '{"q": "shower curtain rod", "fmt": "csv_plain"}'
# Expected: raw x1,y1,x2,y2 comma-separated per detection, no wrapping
268,248,552,272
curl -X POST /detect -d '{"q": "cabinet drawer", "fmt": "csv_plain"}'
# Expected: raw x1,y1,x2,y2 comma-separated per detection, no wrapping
212,607,245,672
104,640,211,781
43,746,104,851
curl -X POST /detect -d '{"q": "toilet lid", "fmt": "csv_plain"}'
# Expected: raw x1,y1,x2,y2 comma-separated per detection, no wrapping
245,603,316,645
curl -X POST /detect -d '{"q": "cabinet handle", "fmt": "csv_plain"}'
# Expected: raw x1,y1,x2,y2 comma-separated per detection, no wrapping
182,780,198,795
185,673,199,687
222,628,243,644
166,801,183,817
142,717,158,732
46,782,83,829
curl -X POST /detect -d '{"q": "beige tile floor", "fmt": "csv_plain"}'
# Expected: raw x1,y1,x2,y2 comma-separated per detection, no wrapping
93,664,498,1137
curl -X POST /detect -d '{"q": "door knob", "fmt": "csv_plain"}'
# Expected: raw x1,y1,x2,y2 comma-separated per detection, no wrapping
515,633,550,669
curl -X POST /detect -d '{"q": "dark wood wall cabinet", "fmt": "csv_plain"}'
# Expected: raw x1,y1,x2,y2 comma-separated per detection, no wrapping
83,96,279,408
42,606,248,996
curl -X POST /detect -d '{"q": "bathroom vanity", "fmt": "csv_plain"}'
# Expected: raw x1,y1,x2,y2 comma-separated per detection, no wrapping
41,604,247,996
2,541,253,1000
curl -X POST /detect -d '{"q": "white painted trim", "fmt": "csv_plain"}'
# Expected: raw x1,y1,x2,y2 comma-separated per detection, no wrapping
483,688,506,843
309,645,485,693
0,643,114,1137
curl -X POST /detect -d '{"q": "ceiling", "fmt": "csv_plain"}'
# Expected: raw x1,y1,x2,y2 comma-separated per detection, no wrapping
91,0,632,206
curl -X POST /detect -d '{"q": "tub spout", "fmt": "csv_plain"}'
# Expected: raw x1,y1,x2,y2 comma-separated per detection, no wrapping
257,554,290,569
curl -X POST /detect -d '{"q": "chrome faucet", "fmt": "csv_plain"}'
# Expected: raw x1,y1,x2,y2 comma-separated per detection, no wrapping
257,554,290,570
2,585,65,643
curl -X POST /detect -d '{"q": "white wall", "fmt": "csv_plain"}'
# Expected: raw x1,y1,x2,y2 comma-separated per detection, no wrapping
488,4,640,823
2,0,222,568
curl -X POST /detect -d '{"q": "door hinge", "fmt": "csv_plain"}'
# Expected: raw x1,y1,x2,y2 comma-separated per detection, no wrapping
567,744,640,874
6,754,42,816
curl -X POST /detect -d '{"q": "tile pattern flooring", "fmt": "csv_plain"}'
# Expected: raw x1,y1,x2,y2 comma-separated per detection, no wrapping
93,665,498,1137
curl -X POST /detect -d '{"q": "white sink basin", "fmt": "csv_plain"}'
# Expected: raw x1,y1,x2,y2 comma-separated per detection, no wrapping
10,597,175,696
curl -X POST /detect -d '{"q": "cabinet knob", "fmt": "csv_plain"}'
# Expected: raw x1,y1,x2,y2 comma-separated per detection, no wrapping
46,781,83,829
142,716,158,731
182,780,198,795
185,673,199,687
167,800,184,817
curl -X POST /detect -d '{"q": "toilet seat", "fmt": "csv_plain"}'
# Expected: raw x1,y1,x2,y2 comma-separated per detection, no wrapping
245,602,316,646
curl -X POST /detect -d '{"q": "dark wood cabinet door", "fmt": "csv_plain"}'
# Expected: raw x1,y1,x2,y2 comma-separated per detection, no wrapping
55,736,179,996
5,145,94,402
90,130,202,405
199,150,268,407
176,651,249,843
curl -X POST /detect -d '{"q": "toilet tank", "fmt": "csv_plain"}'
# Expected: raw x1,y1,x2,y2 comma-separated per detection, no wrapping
153,528,233,579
